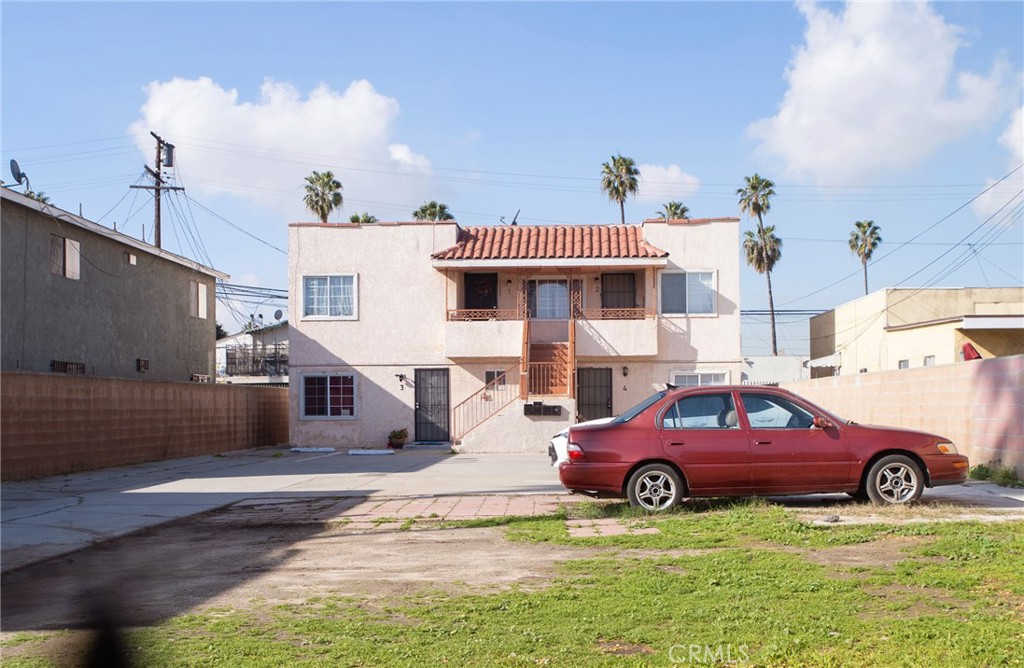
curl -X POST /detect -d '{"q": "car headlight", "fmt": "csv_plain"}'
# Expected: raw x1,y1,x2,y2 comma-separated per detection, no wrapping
937,442,959,455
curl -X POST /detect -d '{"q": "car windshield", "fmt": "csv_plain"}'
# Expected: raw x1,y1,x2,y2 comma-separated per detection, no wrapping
613,391,666,424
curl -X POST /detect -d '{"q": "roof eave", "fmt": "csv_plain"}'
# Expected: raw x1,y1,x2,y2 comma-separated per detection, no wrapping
431,257,669,269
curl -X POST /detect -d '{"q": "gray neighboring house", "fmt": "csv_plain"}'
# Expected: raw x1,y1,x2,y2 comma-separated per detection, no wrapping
1,187,229,382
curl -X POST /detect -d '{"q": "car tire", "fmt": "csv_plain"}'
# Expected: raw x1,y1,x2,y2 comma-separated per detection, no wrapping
626,464,684,512
864,455,924,505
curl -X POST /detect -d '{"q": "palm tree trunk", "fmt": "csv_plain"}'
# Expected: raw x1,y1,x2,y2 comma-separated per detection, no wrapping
862,257,869,295
766,269,778,356
619,200,626,225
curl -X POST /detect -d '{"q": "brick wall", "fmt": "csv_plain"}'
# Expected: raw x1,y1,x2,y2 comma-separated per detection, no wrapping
1,372,289,481
783,354,1024,476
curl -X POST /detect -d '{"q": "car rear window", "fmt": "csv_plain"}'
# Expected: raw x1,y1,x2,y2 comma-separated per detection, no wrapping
613,391,666,424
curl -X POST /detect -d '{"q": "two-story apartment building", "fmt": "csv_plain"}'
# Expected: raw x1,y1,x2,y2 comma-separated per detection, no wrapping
1,187,228,382
288,217,741,451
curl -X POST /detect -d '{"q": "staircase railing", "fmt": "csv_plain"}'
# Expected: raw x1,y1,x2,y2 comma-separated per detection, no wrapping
568,317,576,399
520,318,531,400
451,364,520,443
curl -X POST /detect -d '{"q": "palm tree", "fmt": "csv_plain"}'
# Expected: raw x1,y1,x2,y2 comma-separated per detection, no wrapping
412,201,454,221
737,173,781,355
658,201,690,221
849,220,882,295
303,170,343,223
349,212,379,224
600,154,640,224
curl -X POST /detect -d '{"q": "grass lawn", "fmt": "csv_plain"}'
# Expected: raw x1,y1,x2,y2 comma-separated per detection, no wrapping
4,500,1023,667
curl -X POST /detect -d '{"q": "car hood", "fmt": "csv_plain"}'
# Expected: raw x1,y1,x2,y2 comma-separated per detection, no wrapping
847,422,947,442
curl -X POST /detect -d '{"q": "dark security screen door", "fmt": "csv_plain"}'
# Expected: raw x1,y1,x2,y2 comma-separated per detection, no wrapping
464,273,498,310
415,369,450,441
601,273,636,308
577,368,613,422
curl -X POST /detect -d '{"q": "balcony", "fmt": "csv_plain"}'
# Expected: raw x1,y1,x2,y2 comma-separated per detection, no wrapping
575,311,658,357
445,311,524,358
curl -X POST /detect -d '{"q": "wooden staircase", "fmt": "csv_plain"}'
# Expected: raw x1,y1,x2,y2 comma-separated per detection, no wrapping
528,342,571,395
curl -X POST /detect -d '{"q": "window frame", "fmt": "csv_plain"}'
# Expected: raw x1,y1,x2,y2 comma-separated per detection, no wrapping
50,234,81,280
302,274,359,321
301,372,358,420
669,370,730,387
659,270,717,316
661,391,739,430
485,369,507,387
189,280,208,319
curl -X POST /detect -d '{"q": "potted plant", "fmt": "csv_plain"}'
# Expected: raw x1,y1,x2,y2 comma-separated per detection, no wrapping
388,428,409,449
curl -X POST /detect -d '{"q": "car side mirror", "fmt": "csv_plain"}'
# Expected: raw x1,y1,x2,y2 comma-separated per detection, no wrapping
813,416,834,429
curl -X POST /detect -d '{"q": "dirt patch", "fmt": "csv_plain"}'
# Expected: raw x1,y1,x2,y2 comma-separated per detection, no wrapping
0,522,598,633
860,583,973,618
597,639,655,656
802,536,930,569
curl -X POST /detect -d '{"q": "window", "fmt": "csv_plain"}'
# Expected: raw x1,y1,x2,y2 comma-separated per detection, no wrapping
485,370,507,387
663,393,737,429
923,355,935,367
660,271,715,314
527,279,569,319
303,374,356,418
50,235,80,280
303,275,357,319
740,393,815,429
672,372,727,387
189,280,208,319
898,359,910,370
124,251,137,265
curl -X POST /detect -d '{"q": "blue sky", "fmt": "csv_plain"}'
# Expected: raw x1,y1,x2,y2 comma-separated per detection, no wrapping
3,1,1022,355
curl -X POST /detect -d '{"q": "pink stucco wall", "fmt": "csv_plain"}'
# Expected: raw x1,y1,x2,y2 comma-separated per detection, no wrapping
783,354,1024,475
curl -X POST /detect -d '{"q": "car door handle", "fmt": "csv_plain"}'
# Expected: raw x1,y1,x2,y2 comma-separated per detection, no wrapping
668,441,685,446
754,440,772,446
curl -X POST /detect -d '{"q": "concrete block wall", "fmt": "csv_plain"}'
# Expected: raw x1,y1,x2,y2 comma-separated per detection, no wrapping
782,354,1023,476
1,372,288,481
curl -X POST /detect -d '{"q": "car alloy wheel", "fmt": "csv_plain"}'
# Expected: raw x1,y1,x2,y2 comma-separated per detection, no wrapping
865,455,924,505
627,464,684,511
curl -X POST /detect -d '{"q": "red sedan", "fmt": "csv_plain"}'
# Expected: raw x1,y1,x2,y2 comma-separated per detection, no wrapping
558,386,968,510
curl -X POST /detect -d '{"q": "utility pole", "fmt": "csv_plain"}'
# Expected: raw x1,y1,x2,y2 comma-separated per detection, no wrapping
130,131,182,248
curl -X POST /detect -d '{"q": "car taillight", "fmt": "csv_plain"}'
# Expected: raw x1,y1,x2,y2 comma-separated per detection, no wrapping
566,443,587,463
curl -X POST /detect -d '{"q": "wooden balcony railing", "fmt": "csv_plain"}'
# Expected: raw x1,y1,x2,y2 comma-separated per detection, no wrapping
447,309,520,321
447,307,653,321
528,362,567,395
581,307,656,320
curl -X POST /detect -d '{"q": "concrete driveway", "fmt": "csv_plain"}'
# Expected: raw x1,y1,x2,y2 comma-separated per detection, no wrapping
3,445,1022,573
1,446,565,572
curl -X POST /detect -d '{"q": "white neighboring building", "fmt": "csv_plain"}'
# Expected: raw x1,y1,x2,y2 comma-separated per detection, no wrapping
288,217,742,451
216,321,289,385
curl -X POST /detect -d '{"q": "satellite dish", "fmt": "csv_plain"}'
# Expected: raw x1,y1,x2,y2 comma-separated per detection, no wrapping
273,309,283,321
510,209,520,226
10,159,25,184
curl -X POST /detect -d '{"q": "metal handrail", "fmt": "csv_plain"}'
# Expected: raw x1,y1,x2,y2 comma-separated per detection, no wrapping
451,364,520,443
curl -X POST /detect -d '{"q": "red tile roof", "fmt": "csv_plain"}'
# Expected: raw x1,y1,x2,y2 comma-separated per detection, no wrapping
431,225,669,261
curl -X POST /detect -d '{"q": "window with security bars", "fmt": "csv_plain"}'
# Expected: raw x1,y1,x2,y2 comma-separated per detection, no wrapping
303,275,357,318
303,374,356,418
601,273,636,308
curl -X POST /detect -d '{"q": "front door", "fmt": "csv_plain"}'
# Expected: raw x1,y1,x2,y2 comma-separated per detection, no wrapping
415,368,450,442
577,368,613,421
739,391,850,491
464,273,498,311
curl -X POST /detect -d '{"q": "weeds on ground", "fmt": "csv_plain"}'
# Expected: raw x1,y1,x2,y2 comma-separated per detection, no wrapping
970,461,1023,488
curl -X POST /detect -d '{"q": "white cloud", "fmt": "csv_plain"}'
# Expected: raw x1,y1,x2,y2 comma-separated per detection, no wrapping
748,1,1018,183
972,106,1024,221
636,163,700,202
129,77,435,221
1000,105,1023,164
